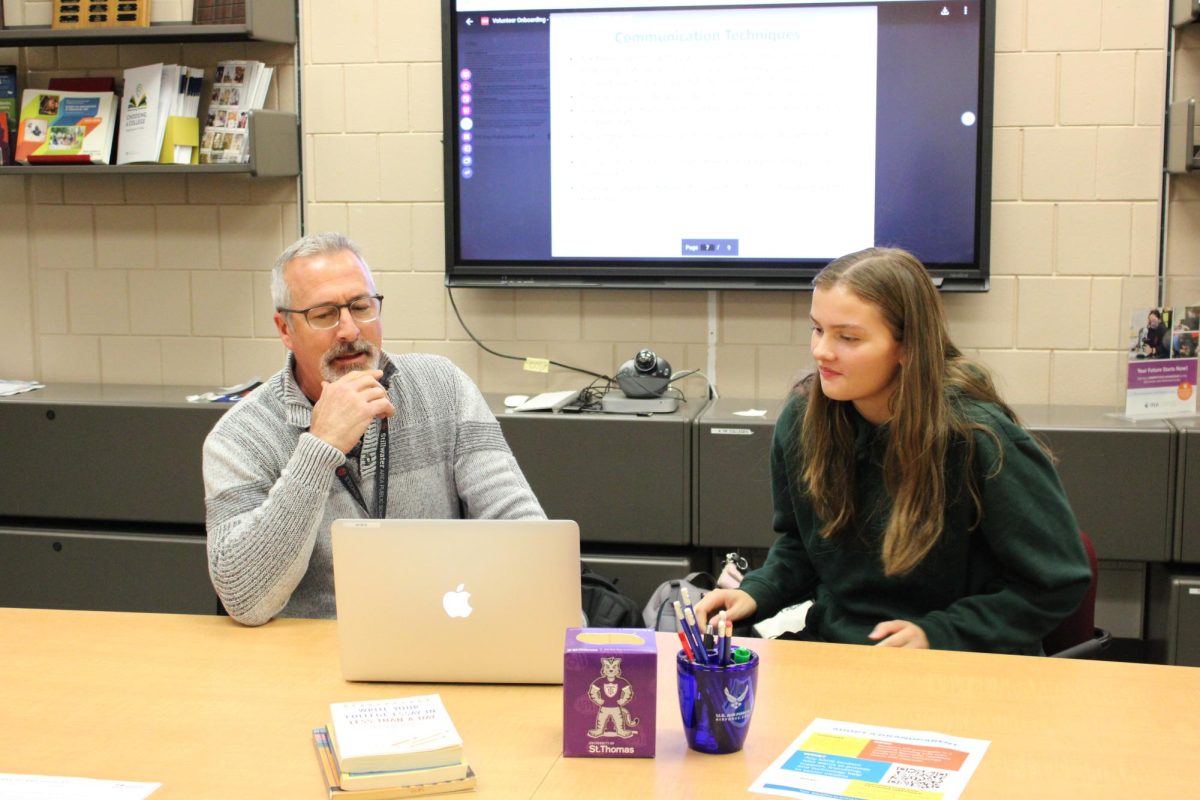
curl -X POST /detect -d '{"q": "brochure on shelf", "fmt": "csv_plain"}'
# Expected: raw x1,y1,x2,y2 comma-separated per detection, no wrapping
1125,305,1200,418
15,89,117,164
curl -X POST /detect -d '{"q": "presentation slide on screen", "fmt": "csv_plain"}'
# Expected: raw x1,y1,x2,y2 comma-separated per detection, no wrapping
549,5,877,259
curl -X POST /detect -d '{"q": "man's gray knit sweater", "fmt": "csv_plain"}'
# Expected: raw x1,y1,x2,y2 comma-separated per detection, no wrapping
203,352,545,626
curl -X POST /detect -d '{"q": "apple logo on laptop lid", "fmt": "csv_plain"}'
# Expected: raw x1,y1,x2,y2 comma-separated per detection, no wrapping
442,583,473,618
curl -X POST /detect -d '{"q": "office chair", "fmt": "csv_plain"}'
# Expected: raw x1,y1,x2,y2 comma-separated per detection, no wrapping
1043,530,1112,659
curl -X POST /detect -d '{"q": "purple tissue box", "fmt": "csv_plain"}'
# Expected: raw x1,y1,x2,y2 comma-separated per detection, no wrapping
563,627,657,758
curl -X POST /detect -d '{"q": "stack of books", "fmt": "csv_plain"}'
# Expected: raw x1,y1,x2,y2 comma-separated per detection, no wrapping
199,59,273,165
313,695,476,799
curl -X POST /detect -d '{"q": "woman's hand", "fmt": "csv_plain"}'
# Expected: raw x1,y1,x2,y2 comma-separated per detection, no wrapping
868,619,929,648
693,589,758,630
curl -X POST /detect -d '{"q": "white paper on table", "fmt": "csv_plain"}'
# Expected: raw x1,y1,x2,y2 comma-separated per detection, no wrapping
733,408,767,417
0,379,44,396
749,718,990,800
0,773,161,799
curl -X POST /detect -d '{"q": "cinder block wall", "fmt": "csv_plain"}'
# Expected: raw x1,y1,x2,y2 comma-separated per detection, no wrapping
0,0,1172,405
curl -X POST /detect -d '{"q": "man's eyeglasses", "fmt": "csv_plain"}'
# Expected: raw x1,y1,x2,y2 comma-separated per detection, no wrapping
277,294,384,331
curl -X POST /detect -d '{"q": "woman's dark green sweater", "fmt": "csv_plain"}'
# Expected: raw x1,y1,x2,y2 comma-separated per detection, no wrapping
739,394,1091,655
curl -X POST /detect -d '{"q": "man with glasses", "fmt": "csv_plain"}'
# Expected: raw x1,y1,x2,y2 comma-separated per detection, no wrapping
202,232,545,626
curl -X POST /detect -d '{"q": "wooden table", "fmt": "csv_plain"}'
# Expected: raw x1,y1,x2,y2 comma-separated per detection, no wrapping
1,608,1197,798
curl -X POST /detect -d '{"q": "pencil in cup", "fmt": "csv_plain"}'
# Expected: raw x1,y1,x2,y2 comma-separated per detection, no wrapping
680,586,720,665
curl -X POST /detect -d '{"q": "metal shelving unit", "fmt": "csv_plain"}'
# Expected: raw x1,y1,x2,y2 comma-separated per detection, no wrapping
1168,0,1200,174
0,0,299,177
0,0,295,45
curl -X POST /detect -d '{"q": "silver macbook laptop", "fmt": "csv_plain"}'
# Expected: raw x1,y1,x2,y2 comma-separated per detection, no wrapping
331,518,581,684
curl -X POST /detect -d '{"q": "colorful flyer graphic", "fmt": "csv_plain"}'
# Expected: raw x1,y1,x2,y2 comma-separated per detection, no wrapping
1126,306,1200,418
749,718,989,800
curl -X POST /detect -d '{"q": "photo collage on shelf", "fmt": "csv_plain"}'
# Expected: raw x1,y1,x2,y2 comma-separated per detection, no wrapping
199,59,271,165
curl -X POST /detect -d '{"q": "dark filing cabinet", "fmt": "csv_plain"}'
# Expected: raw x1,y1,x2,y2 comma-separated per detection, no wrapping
492,395,705,546
0,384,226,613
692,397,787,550
492,395,707,607
1014,405,1176,562
1169,417,1200,564
1147,566,1200,666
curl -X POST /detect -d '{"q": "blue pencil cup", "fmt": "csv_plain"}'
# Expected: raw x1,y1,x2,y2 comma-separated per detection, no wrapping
675,649,759,754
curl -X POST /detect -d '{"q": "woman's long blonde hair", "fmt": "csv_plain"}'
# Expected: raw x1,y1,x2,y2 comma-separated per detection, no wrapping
801,247,1018,576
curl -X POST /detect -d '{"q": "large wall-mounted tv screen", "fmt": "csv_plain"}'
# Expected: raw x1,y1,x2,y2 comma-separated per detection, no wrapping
443,0,994,291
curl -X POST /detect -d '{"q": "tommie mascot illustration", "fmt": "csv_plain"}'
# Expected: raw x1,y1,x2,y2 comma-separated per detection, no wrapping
587,657,639,738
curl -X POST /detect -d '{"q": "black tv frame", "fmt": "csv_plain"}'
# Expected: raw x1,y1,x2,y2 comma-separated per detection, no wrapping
442,0,995,292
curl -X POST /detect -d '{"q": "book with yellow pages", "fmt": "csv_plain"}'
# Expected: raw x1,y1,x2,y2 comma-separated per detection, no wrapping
328,695,465,774
312,728,476,798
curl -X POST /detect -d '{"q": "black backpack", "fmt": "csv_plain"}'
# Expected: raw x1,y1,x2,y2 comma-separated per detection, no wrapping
581,566,643,628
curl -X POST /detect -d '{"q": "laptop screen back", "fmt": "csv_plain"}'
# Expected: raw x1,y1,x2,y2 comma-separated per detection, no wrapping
332,518,581,683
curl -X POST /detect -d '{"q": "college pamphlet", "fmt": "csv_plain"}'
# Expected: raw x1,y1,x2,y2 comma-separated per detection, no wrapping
749,718,989,800
117,63,205,165
15,89,117,164
115,63,165,163
1125,305,1200,418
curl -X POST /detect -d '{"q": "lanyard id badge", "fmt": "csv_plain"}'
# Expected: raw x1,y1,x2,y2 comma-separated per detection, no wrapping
332,361,396,519
335,418,389,519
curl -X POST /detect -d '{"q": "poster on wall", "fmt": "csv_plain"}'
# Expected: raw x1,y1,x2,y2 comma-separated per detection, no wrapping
1125,305,1200,418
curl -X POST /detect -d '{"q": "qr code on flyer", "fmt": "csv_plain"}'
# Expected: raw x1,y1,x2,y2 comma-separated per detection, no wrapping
884,766,949,790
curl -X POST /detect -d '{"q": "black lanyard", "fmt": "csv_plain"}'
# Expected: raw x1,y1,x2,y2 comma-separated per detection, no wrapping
332,361,396,519
335,417,389,518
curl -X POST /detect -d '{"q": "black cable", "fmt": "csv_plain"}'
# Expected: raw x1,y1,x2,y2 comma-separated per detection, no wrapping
572,375,613,412
447,287,612,382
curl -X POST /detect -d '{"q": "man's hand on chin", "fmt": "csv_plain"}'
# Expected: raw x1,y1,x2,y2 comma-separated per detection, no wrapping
309,370,395,453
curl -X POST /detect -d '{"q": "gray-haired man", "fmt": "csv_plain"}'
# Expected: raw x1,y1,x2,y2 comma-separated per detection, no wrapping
203,233,544,625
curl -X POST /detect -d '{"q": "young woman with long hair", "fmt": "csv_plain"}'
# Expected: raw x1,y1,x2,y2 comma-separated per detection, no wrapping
695,248,1090,653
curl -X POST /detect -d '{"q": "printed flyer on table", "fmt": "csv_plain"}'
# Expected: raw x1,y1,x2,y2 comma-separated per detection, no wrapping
749,718,989,800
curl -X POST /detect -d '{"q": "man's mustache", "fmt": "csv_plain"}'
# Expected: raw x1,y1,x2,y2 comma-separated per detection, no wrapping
324,340,375,363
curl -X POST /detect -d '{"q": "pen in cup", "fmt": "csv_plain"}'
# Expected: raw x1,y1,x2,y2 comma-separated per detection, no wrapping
717,610,729,666
683,605,710,665
674,600,703,662
680,587,712,664
675,616,695,662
